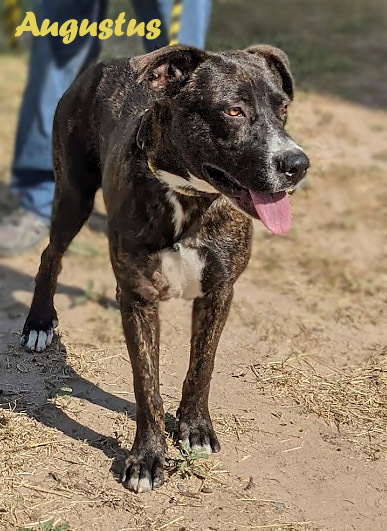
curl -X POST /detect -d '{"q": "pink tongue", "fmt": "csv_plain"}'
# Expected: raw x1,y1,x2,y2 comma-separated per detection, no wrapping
249,191,291,235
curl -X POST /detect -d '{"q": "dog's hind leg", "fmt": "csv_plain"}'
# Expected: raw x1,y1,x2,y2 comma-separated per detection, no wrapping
177,286,234,454
21,148,99,352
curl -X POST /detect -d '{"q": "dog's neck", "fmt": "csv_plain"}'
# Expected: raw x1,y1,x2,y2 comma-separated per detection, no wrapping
147,159,208,198
140,142,220,198
137,113,219,198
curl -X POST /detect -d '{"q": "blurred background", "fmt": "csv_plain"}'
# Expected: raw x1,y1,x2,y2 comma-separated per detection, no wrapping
0,2,387,530
3,0,387,103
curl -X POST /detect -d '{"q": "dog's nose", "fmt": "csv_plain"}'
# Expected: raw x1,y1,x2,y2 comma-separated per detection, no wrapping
278,150,309,185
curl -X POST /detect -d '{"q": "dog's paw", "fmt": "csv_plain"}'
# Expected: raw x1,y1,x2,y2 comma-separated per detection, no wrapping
121,450,164,493
178,414,221,455
21,319,58,352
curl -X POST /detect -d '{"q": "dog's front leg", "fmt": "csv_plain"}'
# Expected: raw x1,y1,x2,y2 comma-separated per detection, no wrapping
178,285,234,454
119,290,165,492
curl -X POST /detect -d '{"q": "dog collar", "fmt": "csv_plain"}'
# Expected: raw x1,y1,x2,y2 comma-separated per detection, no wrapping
147,159,207,198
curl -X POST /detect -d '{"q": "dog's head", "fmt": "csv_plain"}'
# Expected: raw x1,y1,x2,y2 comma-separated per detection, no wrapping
134,45,309,235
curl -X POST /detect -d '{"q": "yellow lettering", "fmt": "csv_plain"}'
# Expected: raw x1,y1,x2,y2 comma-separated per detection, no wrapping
15,12,40,38
99,19,114,40
15,14,162,43
127,19,145,38
40,19,59,37
146,19,162,40
59,19,78,44
115,12,126,36
79,19,98,37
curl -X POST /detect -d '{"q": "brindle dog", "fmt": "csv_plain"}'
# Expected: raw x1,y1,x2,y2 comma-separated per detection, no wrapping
21,45,309,492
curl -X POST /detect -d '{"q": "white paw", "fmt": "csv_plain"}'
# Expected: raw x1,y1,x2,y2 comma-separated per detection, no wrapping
121,454,164,493
21,322,57,352
128,475,152,493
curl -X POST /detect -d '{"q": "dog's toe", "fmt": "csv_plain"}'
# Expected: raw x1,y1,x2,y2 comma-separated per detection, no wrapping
21,322,56,352
122,453,164,493
137,475,153,493
35,331,48,352
180,436,215,456
126,462,141,492
179,418,221,455
23,330,38,350
191,442,213,455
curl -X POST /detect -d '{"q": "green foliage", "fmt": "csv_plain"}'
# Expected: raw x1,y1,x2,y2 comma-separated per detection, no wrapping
168,442,209,480
71,279,99,307
18,520,70,531
69,240,99,258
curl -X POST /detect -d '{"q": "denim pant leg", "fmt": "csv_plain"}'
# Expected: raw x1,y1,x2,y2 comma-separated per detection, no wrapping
131,0,212,52
11,0,102,222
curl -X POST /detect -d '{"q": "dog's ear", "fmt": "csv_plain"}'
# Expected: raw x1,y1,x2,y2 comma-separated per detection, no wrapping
244,45,294,100
133,45,208,94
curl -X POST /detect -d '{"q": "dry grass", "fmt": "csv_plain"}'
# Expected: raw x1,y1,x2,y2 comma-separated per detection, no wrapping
0,334,139,530
238,524,311,530
214,413,253,441
18,519,70,531
0,407,59,529
252,347,387,458
62,337,125,380
0,404,143,529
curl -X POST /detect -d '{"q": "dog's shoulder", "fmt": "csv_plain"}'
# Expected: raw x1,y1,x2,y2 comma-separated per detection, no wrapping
57,57,148,123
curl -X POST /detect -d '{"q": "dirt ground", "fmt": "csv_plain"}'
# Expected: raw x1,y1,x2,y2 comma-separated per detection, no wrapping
1,1,387,530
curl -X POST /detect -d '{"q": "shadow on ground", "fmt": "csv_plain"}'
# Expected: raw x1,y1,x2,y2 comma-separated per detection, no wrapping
0,263,132,472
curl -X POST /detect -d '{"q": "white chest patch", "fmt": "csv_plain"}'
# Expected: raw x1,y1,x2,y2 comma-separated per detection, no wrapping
161,244,204,300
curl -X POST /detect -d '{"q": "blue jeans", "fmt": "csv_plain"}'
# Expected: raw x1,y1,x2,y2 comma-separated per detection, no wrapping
11,0,212,222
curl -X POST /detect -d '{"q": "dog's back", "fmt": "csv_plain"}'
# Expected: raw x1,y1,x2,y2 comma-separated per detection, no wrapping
53,58,146,192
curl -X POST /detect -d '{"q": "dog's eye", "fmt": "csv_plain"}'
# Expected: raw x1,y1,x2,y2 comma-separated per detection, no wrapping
278,104,289,121
225,107,245,117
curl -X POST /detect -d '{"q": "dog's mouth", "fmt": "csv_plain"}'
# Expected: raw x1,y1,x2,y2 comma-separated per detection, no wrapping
202,164,292,235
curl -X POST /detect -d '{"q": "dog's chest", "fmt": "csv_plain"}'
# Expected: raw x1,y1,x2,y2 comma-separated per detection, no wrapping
159,191,205,300
160,243,204,300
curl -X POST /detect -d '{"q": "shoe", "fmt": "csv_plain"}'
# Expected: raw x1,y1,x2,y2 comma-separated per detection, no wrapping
0,208,49,257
